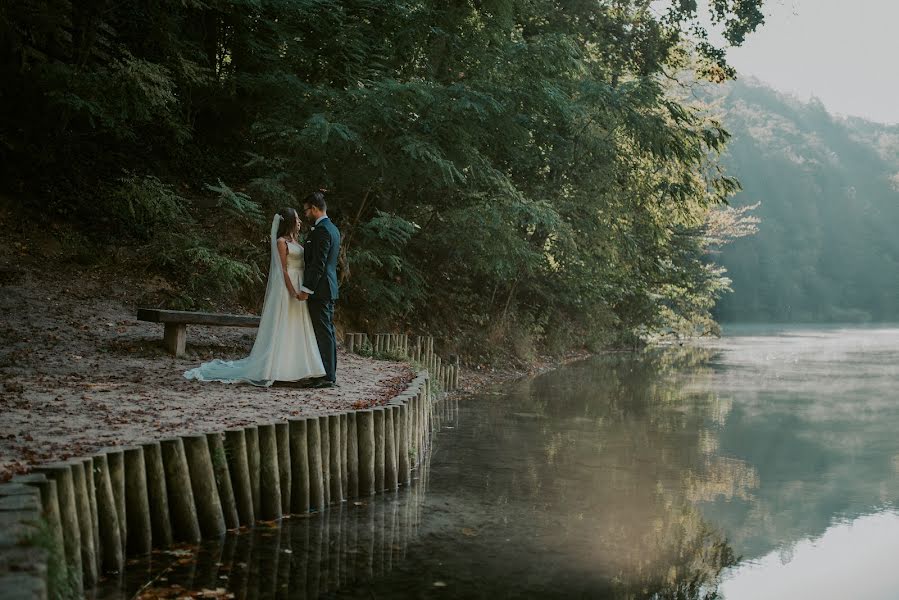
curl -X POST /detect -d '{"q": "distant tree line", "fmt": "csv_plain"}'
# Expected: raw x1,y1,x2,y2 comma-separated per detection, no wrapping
712,81,899,323
0,1,764,361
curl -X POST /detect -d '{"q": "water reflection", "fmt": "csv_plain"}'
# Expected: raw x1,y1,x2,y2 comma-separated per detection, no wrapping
104,328,899,598
98,455,433,599
720,511,899,600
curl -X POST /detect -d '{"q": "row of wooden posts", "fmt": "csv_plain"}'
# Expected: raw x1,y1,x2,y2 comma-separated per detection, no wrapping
105,395,461,598
125,458,436,598
1,371,439,598
344,333,461,392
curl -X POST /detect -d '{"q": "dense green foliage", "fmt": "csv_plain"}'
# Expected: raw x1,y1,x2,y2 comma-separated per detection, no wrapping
711,80,899,323
1,1,764,361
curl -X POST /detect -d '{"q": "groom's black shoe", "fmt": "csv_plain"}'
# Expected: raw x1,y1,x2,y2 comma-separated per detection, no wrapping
311,379,336,389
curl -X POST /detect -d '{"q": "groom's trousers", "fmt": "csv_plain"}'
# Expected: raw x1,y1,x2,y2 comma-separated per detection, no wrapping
308,298,337,383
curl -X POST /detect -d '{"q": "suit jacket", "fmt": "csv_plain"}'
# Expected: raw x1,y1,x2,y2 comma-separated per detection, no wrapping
303,216,340,300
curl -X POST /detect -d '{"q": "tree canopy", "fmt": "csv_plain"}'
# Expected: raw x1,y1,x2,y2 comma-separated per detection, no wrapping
0,0,764,361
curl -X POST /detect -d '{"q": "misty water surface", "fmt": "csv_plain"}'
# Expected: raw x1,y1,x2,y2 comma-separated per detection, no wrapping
105,326,899,599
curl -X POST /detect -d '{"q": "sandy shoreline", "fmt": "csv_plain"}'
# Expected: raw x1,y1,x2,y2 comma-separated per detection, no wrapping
0,266,414,481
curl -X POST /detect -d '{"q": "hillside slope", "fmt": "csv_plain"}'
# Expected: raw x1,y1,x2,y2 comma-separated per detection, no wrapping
711,80,899,323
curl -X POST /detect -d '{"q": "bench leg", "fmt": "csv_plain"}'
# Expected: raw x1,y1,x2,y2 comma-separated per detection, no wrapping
163,323,187,357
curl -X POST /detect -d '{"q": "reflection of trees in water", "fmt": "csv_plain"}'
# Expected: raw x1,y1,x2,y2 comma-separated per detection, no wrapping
477,345,750,598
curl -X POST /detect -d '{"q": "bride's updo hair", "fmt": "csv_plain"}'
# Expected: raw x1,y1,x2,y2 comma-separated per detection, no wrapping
276,207,299,239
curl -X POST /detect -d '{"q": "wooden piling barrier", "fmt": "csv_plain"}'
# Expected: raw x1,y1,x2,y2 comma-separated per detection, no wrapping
307,417,325,511
357,410,375,496
123,446,153,555
328,415,343,503
276,422,291,513
345,333,355,354
289,418,310,513
347,412,359,498
373,408,385,492
223,428,254,526
91,453,123,573
141,441,173,548
8,364,443,597
385,407,398,491
244,426,261,520
257,424,283,521
159,438,201,543
206,432,239,530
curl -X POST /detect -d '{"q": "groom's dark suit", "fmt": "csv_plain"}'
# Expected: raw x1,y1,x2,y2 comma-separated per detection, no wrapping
302,216,340,383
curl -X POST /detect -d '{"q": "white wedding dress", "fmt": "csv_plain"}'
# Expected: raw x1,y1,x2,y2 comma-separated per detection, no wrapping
184,215,326,386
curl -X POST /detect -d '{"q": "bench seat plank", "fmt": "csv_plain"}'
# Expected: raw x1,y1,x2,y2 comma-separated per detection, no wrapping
137,308,260,328
137,308,261,356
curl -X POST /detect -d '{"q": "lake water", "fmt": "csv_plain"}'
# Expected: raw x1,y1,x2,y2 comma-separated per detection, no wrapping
107,326,899,599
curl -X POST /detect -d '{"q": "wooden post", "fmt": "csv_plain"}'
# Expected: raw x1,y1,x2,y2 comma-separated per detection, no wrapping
398,403,411,486
289,418,310,513
91,453,123,573
347,412,359,498
340,413,348,498
206,432,239,530
105,449,127,558
183,434,227,538
345,333,355,354
319,415,331,505
373,408,385,492
385,406,398,491
123,446,153,555
141,441,173,547
13,474,65,564
81,457,100,572
258,424,283,521
328,415,343,503
33,464,83,593
276,422,291,513
307,417,325,511
357,410,375,497
222,429,254,526
68,460,97,586
408,394,418,468
160,438,201,543
163,322,187,356
245,426,261,520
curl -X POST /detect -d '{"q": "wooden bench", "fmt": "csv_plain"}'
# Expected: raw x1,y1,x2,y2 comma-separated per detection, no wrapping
137,308,260,357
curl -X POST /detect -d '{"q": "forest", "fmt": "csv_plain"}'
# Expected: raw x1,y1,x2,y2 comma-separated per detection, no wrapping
712,80,899,323
0,1,765,362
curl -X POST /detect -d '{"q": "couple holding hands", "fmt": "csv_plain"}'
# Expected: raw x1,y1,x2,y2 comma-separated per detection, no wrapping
185,190,340,389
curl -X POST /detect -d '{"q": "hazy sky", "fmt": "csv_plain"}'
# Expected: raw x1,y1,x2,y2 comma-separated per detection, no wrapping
720,0,899,124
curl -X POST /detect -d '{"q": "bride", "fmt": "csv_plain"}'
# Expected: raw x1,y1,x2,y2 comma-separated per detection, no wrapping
184,208,326,386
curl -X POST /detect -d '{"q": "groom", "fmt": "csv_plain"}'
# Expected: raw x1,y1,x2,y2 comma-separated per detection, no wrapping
297,191,340,388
